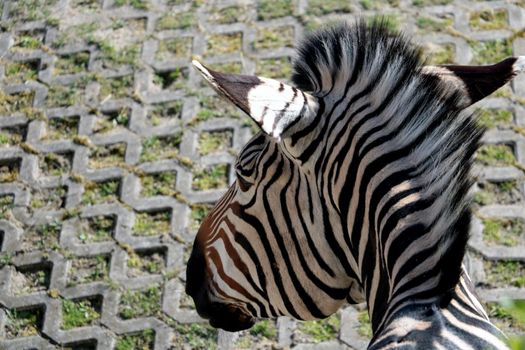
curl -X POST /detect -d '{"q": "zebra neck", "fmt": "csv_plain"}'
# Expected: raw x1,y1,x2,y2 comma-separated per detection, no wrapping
368,271,508,349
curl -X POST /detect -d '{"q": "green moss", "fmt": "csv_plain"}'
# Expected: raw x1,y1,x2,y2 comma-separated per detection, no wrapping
256,57,293,79
357,310,373,338
78,216,115,243
298,314,341,343
62,298,100,329
483,218,523,247
192,164,229,190
96,43,140,68
423,43,455,65
173,323,218,349
156,38,192,60
257,0,293,20
5,61,39,83
5,308,43,338
254,26,295,50
140,133,182,162
206,33,243,56
133,210,171,236
89,143,126,169
45,117,79,140
190,204,212,230
412,0,452,6
68,255,109,285
119,285,162,319
477,108,513,129
156,12,194,30
469,9,508,31
209,6,247,24
40,152,73,176
82,179,120,205
484,260,525,288
476,144,516,167
141,172,178,197
99,75,134,100
474,180,521,206
116,329,155,350
306,0,352,16
249,320,277,339
113,0,148,9
198,131,232,156
416,15,454,34
54,52,90,75
470,39,513,65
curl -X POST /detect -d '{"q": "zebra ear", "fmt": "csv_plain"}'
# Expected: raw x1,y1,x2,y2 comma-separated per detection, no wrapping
422,56,525,108
192,60,318,139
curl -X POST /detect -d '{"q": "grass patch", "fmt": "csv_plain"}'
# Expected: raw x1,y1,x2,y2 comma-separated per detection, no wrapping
470,39,513,65
192,95,242,124
412,0,452,6
173,323,218,349
99,75,134,100
487,302,525,336
119,284,162,319
198,130,232,155
484,260,525,288
96,43,140,69
153,68,188,91
254,26,294,50
206,33,242,56
146,101,183,126
474,180,522,205
209,6,247,24
249,320,277,339
256,57,293,79
30,186,67,210
0,194,15,220
78,216,115,243
416,15,453,34
68,255,110,285
357,310,373,338
141,172,178,197
12,33,43,51
93,108,130,133
82,179,120,205
46,80,87,108
127,250,165,276
133,210,171,236
476,144,515,167
190,204,212,230
113,0,148,9
89,143,126,169
12,266,50,295
116,329,155,350
0,91,34,114
40,152,73,177
306,0,352,16
54,52,90,75
62,298,100,329
477,108,513,129
5,307,43,338
422,43,455,65
45,117,79,140
156,38,192,61
156,12,194,30
298,314,341,343
0,160,21,182
469,9,508,31
140,133,182,162
483,218,523,247
8,0,57,21
22,221,61,252
257,0,293,20
1,125,25,146
4,60,39,83
192,164,229,190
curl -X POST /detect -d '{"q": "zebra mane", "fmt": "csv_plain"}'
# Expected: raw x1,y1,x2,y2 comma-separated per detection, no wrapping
292,21,482,302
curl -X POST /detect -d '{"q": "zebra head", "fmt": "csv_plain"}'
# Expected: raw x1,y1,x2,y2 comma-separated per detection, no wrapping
186,22,525,332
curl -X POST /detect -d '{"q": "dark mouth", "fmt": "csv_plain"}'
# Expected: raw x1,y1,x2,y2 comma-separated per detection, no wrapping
208,306,255,332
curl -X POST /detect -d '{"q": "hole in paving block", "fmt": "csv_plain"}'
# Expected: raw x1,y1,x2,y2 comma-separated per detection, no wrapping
39,151,74,177
11,30,45,51
30,185,68,210
421,43,455,65
119,284,162,319
116,329,155,350
146,101,183,126
0,158,21,182
127,248,166,277
474,180,523,206
96,43,140,70
156,37,193,61
11,263,52,295
0,194,15,220
482,218,524,247
98,75,134,101
206,32,242,56
93,107,131,133
62,339,98,350
22,221,62,252
476,143,516,167
54,52,90,75
156,11,194,30
471,38,512,65
112,17,147,32
255,57,293,79
140,133,182,162
306,0,351,16
416,15,454,34
172,324,218,349
112,0,149,10
46,80,89,108
0,123,28,146
209,5,249,24
0,91,34,114
192,164,230,191
68,255,110,286
78,215,116,243
476,108,514,129
412,0,452,6
5,306,45,338
4,60,40,84
133,210,171,236
192,95,242,124
61,296,102,329
257,0,294,20
71,0,103,10
44,116,80,140
153,67,188,90
469,8,508,31
140,171,178,197
198,130,233,156
295,314,341,344
254,26,295,50
189,203,213,231
483,259,525,288
234,320,278,347
82,178,121,205
8,0,58,21
485,301,525,336
89,143,126,169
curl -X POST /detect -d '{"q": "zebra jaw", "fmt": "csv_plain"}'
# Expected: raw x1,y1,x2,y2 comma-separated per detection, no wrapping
192,59,318,139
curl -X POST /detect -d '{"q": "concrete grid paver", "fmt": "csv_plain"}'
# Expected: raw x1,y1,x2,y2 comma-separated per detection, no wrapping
0,0,524,349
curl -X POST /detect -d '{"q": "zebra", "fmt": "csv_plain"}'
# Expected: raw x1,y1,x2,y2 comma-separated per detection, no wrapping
186,21,525,349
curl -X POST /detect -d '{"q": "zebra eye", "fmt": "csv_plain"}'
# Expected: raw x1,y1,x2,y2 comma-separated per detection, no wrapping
236,172,253,191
